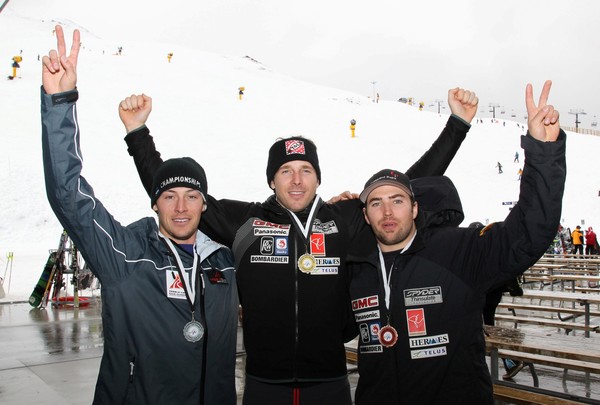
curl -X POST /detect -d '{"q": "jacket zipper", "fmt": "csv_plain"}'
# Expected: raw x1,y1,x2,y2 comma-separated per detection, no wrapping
294,234,300,381
129,361,135,382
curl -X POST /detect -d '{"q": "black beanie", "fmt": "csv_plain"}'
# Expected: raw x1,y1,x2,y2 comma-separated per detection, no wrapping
151,157,207,206
266,137,321,186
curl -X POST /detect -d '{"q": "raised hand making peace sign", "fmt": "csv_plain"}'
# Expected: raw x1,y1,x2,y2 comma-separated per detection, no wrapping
526,80,560,142
42,25,80,95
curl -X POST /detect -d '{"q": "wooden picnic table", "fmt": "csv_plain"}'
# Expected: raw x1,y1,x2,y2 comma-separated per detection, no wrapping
537,256,600,268
484,324,600,401
519,289,600,337
485,324,600,365
548,274,600,292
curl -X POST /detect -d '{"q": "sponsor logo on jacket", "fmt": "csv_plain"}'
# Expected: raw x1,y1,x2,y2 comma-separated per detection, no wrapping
409,333,449,348
403,286,443,306
310,233,325,255
355,310,380,322
252,220,291,236
360,344,383,354
359,322,381,343
166,270,187,300
311,219,339,235
406,308,427,336
410,346,447,360
352,295,379,311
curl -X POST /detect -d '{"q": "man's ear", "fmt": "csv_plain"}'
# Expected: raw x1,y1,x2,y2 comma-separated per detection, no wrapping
363,207,371,225
412,201,419,220
152,204,158,213
269,180,275,190
202,204,207,212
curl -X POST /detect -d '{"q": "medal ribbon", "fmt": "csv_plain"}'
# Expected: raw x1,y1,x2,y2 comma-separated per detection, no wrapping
376,230,417,309
287,195,321,242
286,195,321,258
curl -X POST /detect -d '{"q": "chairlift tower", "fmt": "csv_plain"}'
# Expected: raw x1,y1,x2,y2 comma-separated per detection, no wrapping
569,109,586,133
489,103,500,119
434,99,444,114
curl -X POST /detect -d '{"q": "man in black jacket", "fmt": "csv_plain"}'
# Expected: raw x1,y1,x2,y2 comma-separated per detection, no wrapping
348,80,565,404
120,89,478,404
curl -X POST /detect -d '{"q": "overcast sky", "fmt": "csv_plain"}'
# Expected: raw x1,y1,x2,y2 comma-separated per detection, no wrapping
15,0,600,124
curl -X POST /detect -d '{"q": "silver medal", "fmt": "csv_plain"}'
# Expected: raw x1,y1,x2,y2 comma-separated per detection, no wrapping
183,320,204,342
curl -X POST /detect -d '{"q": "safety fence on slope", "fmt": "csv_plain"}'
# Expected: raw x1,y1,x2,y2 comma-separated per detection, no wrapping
561,126,600,137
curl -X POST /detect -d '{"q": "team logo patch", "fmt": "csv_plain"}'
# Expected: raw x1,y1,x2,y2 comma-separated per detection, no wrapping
206,268,229,285
406,308,427,337
285,139,306,155
410,346,448,360
274,237,288,255
352,295,379,311
403,286,443,307
370,322,381,339
359,323,371,343
260,236,274,255
166,270,186,300
310,233,325,256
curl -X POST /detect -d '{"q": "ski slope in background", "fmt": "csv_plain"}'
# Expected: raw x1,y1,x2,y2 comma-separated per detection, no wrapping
0,3,599,301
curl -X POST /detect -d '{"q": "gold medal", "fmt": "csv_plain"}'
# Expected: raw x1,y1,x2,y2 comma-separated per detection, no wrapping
298,253,316,273
378,324,398,348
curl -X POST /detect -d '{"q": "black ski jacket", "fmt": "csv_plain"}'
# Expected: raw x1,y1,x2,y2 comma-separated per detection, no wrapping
347,132,566,405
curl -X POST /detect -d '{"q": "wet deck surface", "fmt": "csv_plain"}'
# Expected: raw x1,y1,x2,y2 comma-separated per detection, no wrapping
0,299,598,404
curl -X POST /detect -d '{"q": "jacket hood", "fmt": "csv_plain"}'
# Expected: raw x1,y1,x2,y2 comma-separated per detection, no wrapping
411,176,464,230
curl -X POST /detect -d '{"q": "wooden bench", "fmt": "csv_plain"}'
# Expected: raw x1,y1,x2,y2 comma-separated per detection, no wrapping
493,382,596,405
566,286,600,294
485,325,600,403
516,289,600,337
497,302,600,319
495,314,599,334
345,347,357,364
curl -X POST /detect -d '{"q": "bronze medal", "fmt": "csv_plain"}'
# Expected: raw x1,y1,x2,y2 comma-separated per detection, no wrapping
378,324,398,348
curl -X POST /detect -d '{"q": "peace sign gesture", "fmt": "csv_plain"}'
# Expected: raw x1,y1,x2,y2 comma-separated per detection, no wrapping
526,80,560,142
42,25,80,95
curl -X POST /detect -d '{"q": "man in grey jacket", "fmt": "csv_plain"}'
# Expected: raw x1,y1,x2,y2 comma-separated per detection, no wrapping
41,25,238,404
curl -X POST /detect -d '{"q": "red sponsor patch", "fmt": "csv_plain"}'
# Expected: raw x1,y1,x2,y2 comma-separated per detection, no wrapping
310,233,325,256
285,140,306,155
406,308,426,336
252,220,290,229
352,295,379,311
